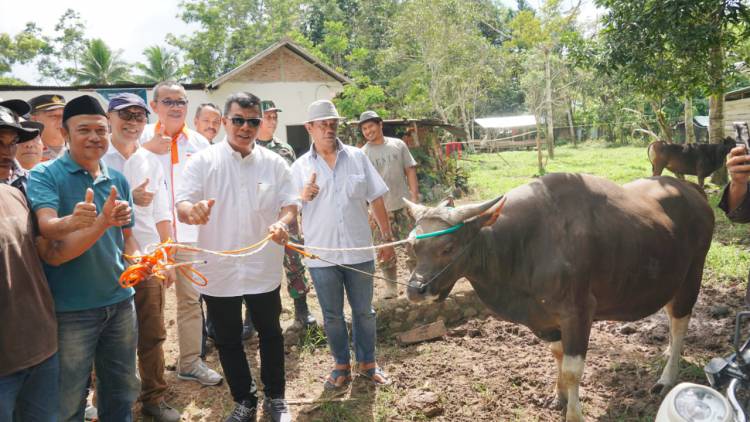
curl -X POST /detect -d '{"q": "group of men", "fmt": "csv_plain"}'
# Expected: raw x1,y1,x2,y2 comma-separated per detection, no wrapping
1,81,420,422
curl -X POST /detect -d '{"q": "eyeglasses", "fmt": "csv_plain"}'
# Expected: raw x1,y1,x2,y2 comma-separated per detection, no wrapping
230,117,262,128
160,99,188,108
117,109,147,122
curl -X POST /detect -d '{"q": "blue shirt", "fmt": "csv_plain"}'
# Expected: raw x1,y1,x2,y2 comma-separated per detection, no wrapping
27,151,135,312
290,140,388,267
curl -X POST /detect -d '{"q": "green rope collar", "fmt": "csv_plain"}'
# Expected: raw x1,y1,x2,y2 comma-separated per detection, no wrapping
412,222,465,240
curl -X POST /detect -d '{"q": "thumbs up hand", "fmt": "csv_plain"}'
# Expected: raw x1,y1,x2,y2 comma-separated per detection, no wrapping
68,188,98,231
101,186,132,227
132,178,155,207
301,172,319,202
188,198,215,225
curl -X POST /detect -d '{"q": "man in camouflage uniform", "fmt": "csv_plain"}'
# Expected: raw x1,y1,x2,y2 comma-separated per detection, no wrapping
359,110,420,299
253,99,316,329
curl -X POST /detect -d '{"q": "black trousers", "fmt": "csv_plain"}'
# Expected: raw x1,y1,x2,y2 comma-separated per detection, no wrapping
203,287,285,404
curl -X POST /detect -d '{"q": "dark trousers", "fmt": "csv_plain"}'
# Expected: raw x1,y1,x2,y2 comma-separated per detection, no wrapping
203,287,285,404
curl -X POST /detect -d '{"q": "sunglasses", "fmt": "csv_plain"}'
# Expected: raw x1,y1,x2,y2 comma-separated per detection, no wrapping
160,99,188,108
230,117,262,128
117,109,147,122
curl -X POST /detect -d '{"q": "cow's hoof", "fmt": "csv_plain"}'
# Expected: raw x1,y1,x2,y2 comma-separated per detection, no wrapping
543,395,566,410
650,382,671,396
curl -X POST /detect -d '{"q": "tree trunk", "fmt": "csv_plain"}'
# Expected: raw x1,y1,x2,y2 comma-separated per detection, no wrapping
650,100,673,142
567,97,576,147
535,115,545,175
544,48,555,159
709,43,727,185
684,97,696,144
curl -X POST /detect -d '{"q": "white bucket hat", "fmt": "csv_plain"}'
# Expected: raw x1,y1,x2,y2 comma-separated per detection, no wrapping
306,100,345,123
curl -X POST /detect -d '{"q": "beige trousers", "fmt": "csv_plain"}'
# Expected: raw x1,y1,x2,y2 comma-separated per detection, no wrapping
174,246,203,372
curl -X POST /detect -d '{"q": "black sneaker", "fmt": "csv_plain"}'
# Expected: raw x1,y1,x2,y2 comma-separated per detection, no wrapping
263,398,291,422
225,400,256,422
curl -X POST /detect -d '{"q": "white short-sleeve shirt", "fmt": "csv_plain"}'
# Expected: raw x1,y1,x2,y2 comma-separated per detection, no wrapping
175,141,299,296
139,124,210,243
290,140,388,268
122,148,172,249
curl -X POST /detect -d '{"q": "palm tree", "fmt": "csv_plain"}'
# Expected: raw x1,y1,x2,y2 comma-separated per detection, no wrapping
135,45,183,84
74,39,131,85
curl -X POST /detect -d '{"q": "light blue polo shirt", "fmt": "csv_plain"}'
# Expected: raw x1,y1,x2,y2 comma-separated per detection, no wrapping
27,151,135,312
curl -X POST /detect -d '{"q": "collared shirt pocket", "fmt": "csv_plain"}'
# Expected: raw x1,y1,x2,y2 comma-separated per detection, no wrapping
254,181,276,212
346,174,368,199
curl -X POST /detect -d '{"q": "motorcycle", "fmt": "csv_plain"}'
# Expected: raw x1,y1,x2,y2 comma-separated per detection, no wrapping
656,311,750,422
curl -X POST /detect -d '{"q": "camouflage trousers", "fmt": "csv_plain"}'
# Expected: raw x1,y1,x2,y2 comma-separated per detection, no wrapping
285,218,311,299
370,207,416,271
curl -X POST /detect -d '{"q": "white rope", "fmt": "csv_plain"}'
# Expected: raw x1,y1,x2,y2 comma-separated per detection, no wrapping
287,236,413,253
144,239,273,258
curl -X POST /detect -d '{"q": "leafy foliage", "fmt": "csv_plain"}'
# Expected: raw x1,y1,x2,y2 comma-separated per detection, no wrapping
135,46,184,84
73,39,131,85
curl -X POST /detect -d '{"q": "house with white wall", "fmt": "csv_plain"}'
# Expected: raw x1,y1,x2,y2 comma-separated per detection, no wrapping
0,39,350,156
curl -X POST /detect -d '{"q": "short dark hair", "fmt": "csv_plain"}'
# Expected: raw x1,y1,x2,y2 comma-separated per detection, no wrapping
152,81,185,102
195,103,221,119
224,92,261,116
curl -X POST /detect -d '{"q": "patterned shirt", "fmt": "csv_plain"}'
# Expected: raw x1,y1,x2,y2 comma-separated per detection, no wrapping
257,137,297,166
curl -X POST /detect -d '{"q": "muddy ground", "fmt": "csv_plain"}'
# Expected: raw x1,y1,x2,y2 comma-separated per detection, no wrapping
126,251,750,422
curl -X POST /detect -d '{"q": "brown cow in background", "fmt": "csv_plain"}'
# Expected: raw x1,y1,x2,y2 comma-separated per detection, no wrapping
647,137,736,187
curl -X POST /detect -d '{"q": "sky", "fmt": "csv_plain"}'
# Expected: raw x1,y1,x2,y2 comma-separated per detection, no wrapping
1,0,197,83
1,0,601,84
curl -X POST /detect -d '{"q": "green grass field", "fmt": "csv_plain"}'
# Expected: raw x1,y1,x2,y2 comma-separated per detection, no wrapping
461,141,750,284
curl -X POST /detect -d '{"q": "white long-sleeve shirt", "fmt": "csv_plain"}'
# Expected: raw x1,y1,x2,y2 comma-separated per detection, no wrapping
175,142,299,296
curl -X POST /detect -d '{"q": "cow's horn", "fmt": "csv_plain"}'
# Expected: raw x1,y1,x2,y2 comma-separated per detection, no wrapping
403,198,429,220
449,196,504,224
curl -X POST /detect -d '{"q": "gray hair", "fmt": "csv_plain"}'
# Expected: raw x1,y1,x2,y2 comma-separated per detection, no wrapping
152,81,185,102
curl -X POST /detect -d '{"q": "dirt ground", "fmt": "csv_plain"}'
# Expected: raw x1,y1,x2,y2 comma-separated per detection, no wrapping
140,254,748,421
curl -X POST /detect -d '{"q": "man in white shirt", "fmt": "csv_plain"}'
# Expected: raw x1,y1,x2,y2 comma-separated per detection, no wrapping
193,102,222,143
290,100,395,390
139,81,221,387
106,93,181,422
176,92,296,422
359,110,419,298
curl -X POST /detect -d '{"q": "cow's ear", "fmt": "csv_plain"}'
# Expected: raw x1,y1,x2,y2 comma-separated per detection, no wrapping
403,198,429,220
466,196,506,227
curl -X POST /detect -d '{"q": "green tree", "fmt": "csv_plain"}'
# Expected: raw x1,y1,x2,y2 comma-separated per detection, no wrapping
597,0,750,146
135,45,183,84
170,0,303,82
383,0,504,140
73,39,131,85
37,9,88,84
0,23,47,82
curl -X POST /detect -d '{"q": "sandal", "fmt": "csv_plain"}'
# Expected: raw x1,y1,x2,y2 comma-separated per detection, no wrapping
356,363,391,386
323,364,352,390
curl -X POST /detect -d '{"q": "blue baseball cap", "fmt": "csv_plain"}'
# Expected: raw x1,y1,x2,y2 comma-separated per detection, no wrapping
108,93,150,114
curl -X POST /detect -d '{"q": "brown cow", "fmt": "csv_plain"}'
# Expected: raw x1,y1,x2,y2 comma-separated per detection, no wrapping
648,137,736,187
404,174,714,421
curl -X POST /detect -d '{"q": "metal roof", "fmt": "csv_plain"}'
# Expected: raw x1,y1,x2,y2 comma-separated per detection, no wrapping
474,115,536,129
